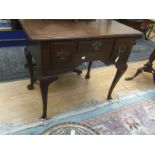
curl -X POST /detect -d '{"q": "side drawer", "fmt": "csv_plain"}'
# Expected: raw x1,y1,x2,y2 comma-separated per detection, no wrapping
41,41,76,75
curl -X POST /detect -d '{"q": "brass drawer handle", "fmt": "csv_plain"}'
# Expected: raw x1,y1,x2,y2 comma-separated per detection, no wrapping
56,51,70,60
91,41,102,51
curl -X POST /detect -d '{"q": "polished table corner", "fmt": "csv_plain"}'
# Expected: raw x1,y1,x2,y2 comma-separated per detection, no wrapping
20,19,142,119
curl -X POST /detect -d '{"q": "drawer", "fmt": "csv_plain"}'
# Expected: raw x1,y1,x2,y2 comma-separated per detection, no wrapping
78,39,113,56
76,39,113,64
41,41,76,75
50,42,76,67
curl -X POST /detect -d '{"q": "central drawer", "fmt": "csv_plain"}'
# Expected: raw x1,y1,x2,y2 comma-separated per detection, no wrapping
78,39,113,53
77,39,114,63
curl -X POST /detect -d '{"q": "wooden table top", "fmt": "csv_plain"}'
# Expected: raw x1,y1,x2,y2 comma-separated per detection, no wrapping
20,19,142,40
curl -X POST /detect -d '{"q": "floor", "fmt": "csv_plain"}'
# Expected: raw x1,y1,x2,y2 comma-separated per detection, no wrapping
0,60,154,125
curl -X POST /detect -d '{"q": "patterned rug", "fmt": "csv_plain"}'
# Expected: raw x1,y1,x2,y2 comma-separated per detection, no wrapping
1,89,155,135
0,38,155,82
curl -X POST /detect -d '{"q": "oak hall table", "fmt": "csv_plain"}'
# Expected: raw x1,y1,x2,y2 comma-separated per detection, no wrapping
20,20,142,119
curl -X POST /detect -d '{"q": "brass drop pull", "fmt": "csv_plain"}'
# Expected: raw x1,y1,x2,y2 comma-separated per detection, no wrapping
91,41,102,51
56,51,70,60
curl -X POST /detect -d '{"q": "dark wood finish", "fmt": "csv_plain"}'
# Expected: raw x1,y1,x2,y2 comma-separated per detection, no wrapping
24,47,35,90
20,19,142,40
125,49,155,82
39,41,77,75
40,76,58,119
116,19,155,40
85,61,93,79
21,19,142,119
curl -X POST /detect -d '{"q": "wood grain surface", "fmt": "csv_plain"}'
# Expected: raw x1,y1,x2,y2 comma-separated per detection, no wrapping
20,19,142,40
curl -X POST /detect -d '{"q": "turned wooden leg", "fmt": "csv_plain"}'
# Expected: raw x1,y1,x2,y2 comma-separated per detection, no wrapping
125,49,155,81
40,76,58,119
146,24,154,40
149,49,155,63
107,64,127,100
24,48,35,90
85,61,93,79
125,67,144,81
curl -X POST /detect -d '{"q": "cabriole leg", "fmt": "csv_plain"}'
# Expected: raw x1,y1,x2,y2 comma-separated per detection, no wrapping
40,76,58,119
24,48,35,90
107,64,127,100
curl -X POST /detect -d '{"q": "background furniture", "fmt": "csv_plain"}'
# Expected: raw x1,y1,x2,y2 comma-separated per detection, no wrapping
20,19,142,119
126,49,155,82
116,19,155,40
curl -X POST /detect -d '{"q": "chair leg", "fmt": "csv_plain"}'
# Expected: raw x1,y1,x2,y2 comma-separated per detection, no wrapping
125,67,144,81
125,49,155,82
146,24,154,40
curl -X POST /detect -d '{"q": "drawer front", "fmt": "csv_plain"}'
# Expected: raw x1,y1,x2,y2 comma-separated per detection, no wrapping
77,39,113,64
78,39,113,54
41,41,76,75
50,42,76,67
